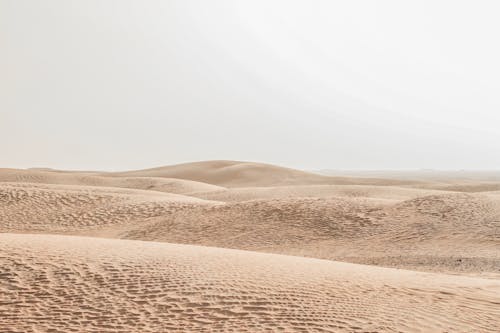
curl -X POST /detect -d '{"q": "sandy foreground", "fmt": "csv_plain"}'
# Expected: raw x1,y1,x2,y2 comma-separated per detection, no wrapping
1,160,500,332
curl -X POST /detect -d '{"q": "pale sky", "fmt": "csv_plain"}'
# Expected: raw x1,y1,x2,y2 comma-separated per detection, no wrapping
1,0,499,170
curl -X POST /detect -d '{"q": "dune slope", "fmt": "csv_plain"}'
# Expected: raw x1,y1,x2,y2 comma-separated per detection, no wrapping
1,234,499,333
121,193,500,275
0,182,218,233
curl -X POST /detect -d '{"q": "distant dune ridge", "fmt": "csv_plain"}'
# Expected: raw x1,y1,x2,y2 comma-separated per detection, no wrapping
0,168,226,194
1,160,500,332
104,160,425,187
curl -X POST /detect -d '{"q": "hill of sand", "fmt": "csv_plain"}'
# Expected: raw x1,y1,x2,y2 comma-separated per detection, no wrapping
1,161,500,331
0,182,218,234
2,233,499,333
0,168,225,195
119,193,500,276
106,160,425,187
106,160,335,187
2,181,499,276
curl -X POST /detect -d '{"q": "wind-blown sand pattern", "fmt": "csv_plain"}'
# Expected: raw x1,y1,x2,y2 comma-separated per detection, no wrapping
2,234,500,333
1,161,500,332
0,182,217,233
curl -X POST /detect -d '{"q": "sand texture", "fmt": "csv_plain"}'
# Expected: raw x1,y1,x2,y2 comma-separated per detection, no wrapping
1,161,500,332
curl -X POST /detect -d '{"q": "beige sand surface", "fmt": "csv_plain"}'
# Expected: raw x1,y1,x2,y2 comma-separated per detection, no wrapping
1,161,500,332
0,182,218,235
120,193,500,276
1,234,500,333
188,184,447,202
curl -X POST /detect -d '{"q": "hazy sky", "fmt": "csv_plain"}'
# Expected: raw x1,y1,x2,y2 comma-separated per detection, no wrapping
1,0,499,170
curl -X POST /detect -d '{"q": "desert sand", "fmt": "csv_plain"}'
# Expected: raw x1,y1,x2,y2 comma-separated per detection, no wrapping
1,160,500,332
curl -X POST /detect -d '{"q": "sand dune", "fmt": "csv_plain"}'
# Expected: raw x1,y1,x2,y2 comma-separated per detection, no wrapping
106,160,334,187
1,161,500,331
3,180,497,275
122,196,385,249
106,160,425,187
6,163,499,194
0,168,225,194
1,233,499,333
120,193,500,276
0,182,218,233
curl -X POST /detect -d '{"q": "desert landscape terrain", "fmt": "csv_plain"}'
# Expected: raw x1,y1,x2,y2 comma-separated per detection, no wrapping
4,0,499,331
1,160,499,332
